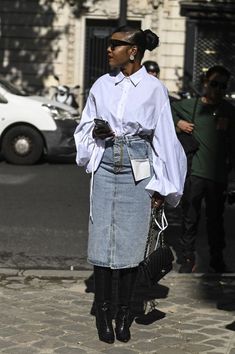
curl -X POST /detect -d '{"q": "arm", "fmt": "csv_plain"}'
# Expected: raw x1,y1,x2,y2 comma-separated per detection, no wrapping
73,93,97,167
171,101,195,133
146,100,187,207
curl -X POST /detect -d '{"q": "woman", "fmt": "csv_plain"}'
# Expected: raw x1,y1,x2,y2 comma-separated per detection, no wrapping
74,25,187,344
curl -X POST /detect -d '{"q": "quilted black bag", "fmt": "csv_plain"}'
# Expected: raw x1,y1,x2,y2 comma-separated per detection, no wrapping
138,207,174,287
176,132,199,155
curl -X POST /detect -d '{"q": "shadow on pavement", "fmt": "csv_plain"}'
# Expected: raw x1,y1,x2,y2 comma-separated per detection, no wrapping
83,270,170,326
197,274,235,333
198,274,235,309
226,321,235,331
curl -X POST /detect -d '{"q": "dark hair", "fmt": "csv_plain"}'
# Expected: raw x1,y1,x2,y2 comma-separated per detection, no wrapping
205,65,231,80
112,25,159,58
143,60,160,74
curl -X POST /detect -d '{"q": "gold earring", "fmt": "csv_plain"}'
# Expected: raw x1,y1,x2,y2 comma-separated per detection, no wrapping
129,54,135,61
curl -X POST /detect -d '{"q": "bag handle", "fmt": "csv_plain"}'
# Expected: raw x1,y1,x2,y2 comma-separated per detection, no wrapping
191,97,199,123
145,207,168,256
152,207,168,250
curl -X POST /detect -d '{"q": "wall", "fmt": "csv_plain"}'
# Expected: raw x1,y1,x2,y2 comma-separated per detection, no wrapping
71,0,186,105
0,0,76,93
0,0,186,97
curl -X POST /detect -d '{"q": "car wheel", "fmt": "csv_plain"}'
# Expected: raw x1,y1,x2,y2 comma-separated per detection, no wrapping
1,125,44,165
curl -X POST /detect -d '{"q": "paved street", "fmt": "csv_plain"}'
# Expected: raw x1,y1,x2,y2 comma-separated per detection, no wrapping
0,161,234,273
0,161,90,270
0,269,234,354
0,162,234,353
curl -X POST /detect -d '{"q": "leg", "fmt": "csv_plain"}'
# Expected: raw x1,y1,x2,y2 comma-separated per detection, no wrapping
179,176,205,273
204,181,227,272
115,267,138,342
93,265,114,343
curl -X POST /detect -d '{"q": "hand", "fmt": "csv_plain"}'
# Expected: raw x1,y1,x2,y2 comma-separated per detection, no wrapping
177,119,195,134
151,192,165,210
92,127,114,140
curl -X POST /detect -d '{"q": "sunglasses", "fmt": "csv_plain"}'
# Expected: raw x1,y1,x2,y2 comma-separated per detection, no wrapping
107,39,134,50
209,80,227,90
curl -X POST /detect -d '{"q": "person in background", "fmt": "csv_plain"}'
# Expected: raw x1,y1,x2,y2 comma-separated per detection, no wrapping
143,60,180,103
143,60,160,78
74,25,187,344
171,65,235,273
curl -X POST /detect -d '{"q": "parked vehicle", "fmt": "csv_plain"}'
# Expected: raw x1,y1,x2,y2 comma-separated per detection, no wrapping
51,75,80,110
0,77,79,165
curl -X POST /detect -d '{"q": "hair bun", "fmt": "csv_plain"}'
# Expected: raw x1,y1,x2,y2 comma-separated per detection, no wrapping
144,29,159,51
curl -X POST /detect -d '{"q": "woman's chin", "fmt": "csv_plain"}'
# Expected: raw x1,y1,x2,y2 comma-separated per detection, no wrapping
108,61,116,69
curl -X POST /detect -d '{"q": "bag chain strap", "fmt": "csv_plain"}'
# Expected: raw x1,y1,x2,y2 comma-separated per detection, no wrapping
144,207,168,258
143,206,168,313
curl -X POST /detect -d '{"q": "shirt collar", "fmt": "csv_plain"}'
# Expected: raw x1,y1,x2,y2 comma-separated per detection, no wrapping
114,66,147,86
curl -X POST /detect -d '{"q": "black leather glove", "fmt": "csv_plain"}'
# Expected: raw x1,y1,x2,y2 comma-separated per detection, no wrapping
92,126,114,140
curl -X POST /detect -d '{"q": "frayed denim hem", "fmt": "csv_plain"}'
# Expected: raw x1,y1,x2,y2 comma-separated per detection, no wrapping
87,258,140,269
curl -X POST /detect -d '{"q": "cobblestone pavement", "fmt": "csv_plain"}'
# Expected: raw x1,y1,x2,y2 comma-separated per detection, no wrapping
0,268,234,354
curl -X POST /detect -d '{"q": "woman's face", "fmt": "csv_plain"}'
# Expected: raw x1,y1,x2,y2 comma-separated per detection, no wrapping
107,32,136,69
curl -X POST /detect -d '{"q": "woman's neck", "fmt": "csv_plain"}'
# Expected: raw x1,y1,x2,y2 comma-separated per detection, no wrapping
121,62,141,76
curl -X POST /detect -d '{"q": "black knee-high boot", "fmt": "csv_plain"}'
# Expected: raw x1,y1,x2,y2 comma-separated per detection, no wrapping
115,267,138,342
94,265,114,344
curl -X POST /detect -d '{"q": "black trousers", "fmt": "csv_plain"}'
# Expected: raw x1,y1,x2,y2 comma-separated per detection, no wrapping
180,175,227,258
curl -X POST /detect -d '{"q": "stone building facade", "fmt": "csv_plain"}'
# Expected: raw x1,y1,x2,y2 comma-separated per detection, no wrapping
74,0,185,95
0,0,185,107
0,1,234,108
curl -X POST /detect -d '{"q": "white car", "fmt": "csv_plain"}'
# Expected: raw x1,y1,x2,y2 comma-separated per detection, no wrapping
0,78,79,164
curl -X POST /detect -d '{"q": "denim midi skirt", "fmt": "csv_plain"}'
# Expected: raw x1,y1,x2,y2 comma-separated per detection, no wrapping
88,136,153,269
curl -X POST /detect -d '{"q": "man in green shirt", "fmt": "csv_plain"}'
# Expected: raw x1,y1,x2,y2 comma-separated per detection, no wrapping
171,65,235,273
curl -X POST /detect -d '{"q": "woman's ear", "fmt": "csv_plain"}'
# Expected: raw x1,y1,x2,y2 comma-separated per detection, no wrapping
131,45,138,57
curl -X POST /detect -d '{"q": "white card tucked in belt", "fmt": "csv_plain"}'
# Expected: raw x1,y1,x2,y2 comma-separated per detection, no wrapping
130,159,151,181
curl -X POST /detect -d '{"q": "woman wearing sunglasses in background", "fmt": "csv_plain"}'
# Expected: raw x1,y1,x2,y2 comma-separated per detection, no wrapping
74,25,187,343
172,65,235,274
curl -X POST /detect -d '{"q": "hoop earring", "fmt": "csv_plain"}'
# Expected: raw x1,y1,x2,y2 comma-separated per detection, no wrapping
129,54,135,62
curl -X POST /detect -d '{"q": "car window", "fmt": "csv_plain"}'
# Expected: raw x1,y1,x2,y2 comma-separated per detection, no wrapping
0,93,8,103
0,79,28,96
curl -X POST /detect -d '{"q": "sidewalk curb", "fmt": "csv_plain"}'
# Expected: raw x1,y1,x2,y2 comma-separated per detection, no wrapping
0,268,93,279
0,268,234,280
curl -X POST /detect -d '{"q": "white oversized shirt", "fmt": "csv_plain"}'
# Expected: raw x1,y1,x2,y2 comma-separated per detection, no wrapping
74,66,187,207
